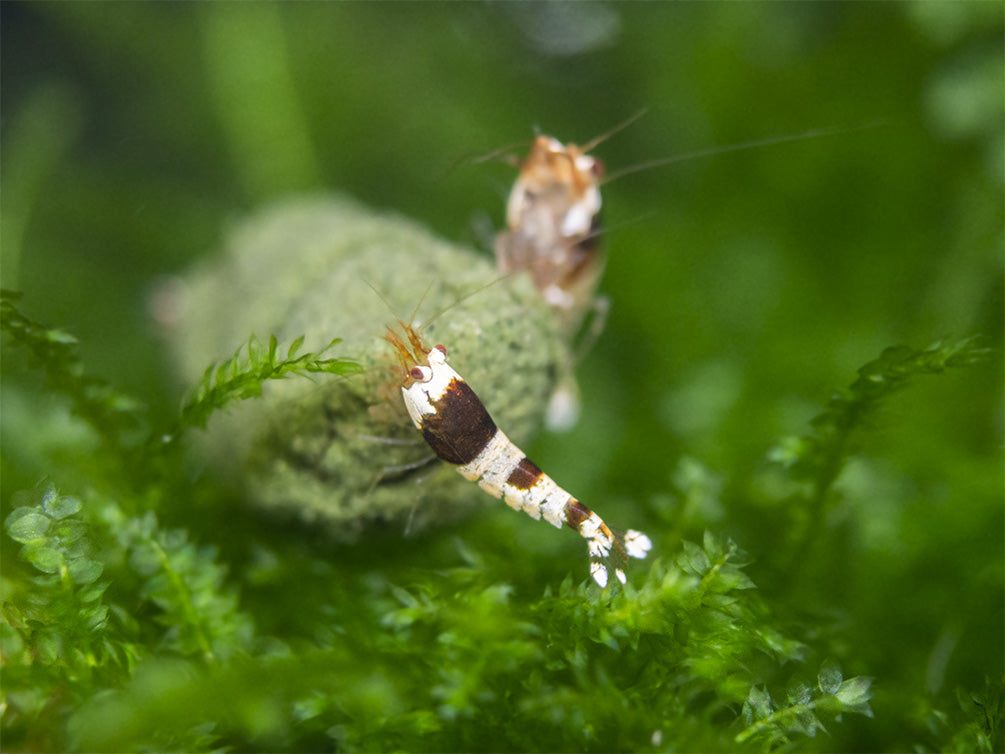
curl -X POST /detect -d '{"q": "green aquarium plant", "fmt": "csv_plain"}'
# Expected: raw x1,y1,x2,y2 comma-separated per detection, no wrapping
2,4,1002,751
1,192,997,751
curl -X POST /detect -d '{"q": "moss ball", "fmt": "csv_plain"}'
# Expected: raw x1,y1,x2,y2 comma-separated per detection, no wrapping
165,194,567,541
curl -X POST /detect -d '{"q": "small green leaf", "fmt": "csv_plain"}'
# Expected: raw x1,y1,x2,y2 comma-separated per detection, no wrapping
247,335,264,363
52,520,87,547
84,604,110,630
702,530,725,560
818,659,843,695
68,556,104,584
239,382,263,399
45,328,78,345
36,631,62,663
24,545,63,573
129,542,162,576
787,681,812,706
6,508,50,542
5,688,47,717
39,484,58,508
717,568,756,591
44,493,82,519
215,359,232,386
0,622,24,656
790,707,824,737
766,435,807,467
747,685,772,719
78,581,110,603
3,602,25,628
834,676,873,708
679,540,711,575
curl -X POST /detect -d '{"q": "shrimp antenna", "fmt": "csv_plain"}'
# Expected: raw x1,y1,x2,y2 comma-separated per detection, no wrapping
364,278,405,321
468,107,649,168
580,107,649,153
603,119,887,185
421,273,515,332
435,141,529,184
364,274,514,334
407,279,437,326
471,139,533,166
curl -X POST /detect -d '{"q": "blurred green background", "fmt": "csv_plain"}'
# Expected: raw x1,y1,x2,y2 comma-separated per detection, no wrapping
3,2,1002,751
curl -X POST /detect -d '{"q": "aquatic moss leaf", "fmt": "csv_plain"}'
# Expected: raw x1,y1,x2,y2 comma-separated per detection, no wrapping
6,508,51,542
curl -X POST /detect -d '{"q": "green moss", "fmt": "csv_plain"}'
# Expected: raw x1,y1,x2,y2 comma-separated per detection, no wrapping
3,214,998,752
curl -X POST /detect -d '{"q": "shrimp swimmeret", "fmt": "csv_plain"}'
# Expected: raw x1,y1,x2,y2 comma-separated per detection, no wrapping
385,321,651,587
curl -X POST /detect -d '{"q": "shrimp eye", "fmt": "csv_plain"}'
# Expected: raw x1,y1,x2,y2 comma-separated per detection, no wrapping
591,158,605,178
433,344,447,357
410,366,429,382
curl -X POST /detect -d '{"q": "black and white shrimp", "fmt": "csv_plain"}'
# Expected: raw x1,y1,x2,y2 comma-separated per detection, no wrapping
385,321,651,587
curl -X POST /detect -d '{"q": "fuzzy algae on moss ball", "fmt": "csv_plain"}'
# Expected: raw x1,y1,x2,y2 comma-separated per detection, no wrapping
165,195,567,541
